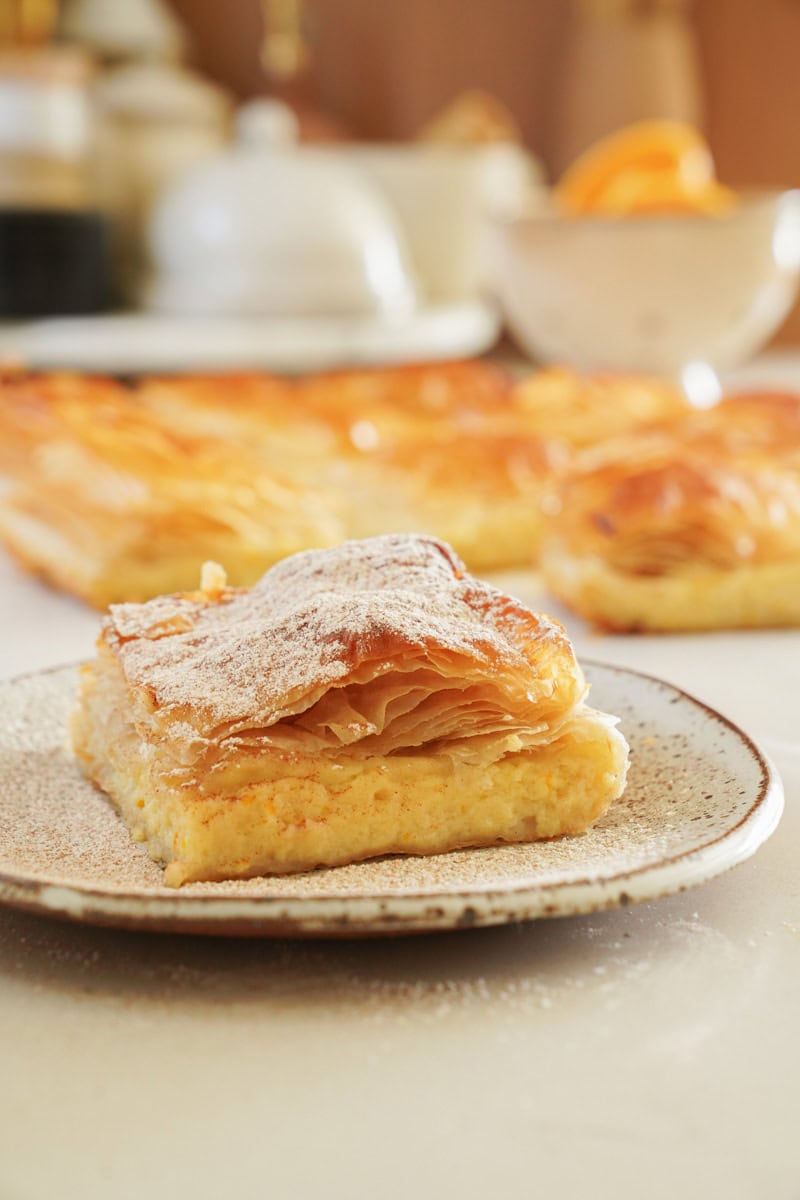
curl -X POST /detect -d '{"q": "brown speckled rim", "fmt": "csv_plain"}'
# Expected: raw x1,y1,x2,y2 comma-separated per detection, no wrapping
0,660,784,938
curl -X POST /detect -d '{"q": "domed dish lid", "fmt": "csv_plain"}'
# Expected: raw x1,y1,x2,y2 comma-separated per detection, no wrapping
145,100,420,318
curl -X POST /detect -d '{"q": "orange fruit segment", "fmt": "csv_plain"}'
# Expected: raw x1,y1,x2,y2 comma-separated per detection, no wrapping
586,170,736,217
555,119,735,217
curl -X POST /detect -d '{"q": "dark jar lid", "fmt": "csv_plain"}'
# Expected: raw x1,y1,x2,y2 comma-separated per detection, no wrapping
0,208,116,318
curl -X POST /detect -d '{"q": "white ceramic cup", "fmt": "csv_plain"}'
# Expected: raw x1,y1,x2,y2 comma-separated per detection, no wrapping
308,142,539,303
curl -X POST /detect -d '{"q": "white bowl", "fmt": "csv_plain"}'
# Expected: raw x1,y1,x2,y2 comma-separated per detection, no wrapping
491,190,800,375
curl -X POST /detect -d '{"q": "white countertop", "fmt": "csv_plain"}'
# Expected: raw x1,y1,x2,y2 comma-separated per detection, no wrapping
1,356,800,1199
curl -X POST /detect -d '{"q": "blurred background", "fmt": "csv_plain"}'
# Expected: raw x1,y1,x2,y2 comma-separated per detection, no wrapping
173,0,800,346
171,0,800,189
2,0,800,348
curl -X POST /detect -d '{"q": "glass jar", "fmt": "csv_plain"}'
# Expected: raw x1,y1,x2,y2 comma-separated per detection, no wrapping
0,45,114,317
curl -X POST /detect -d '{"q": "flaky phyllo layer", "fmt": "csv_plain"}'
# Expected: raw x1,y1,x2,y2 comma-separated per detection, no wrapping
99,536,595,779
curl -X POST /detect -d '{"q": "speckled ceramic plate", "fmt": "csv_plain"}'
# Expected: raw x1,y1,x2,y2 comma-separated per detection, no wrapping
0,662,783,938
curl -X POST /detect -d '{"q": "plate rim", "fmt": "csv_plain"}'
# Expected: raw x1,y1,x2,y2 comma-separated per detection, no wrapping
0,659,784,937
0,301,501,374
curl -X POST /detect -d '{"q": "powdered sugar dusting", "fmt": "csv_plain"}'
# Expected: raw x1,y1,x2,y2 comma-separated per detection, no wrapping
103,534,578,741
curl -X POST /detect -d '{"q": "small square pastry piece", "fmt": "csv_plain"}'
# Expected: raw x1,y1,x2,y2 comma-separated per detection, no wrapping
540,392,800,631
71,535,629,886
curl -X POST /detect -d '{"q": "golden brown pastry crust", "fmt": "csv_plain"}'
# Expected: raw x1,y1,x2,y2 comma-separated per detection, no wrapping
0,370,344,605
0,361,690,605
541,391,800,631
509,366,689,447
103,533,586,761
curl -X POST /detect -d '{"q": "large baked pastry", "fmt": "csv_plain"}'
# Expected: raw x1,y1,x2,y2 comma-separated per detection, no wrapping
135,361,572,570
0,361,687,606
508,365,689,447
0,370,344,606
70,534,629,886
540,391,800,631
